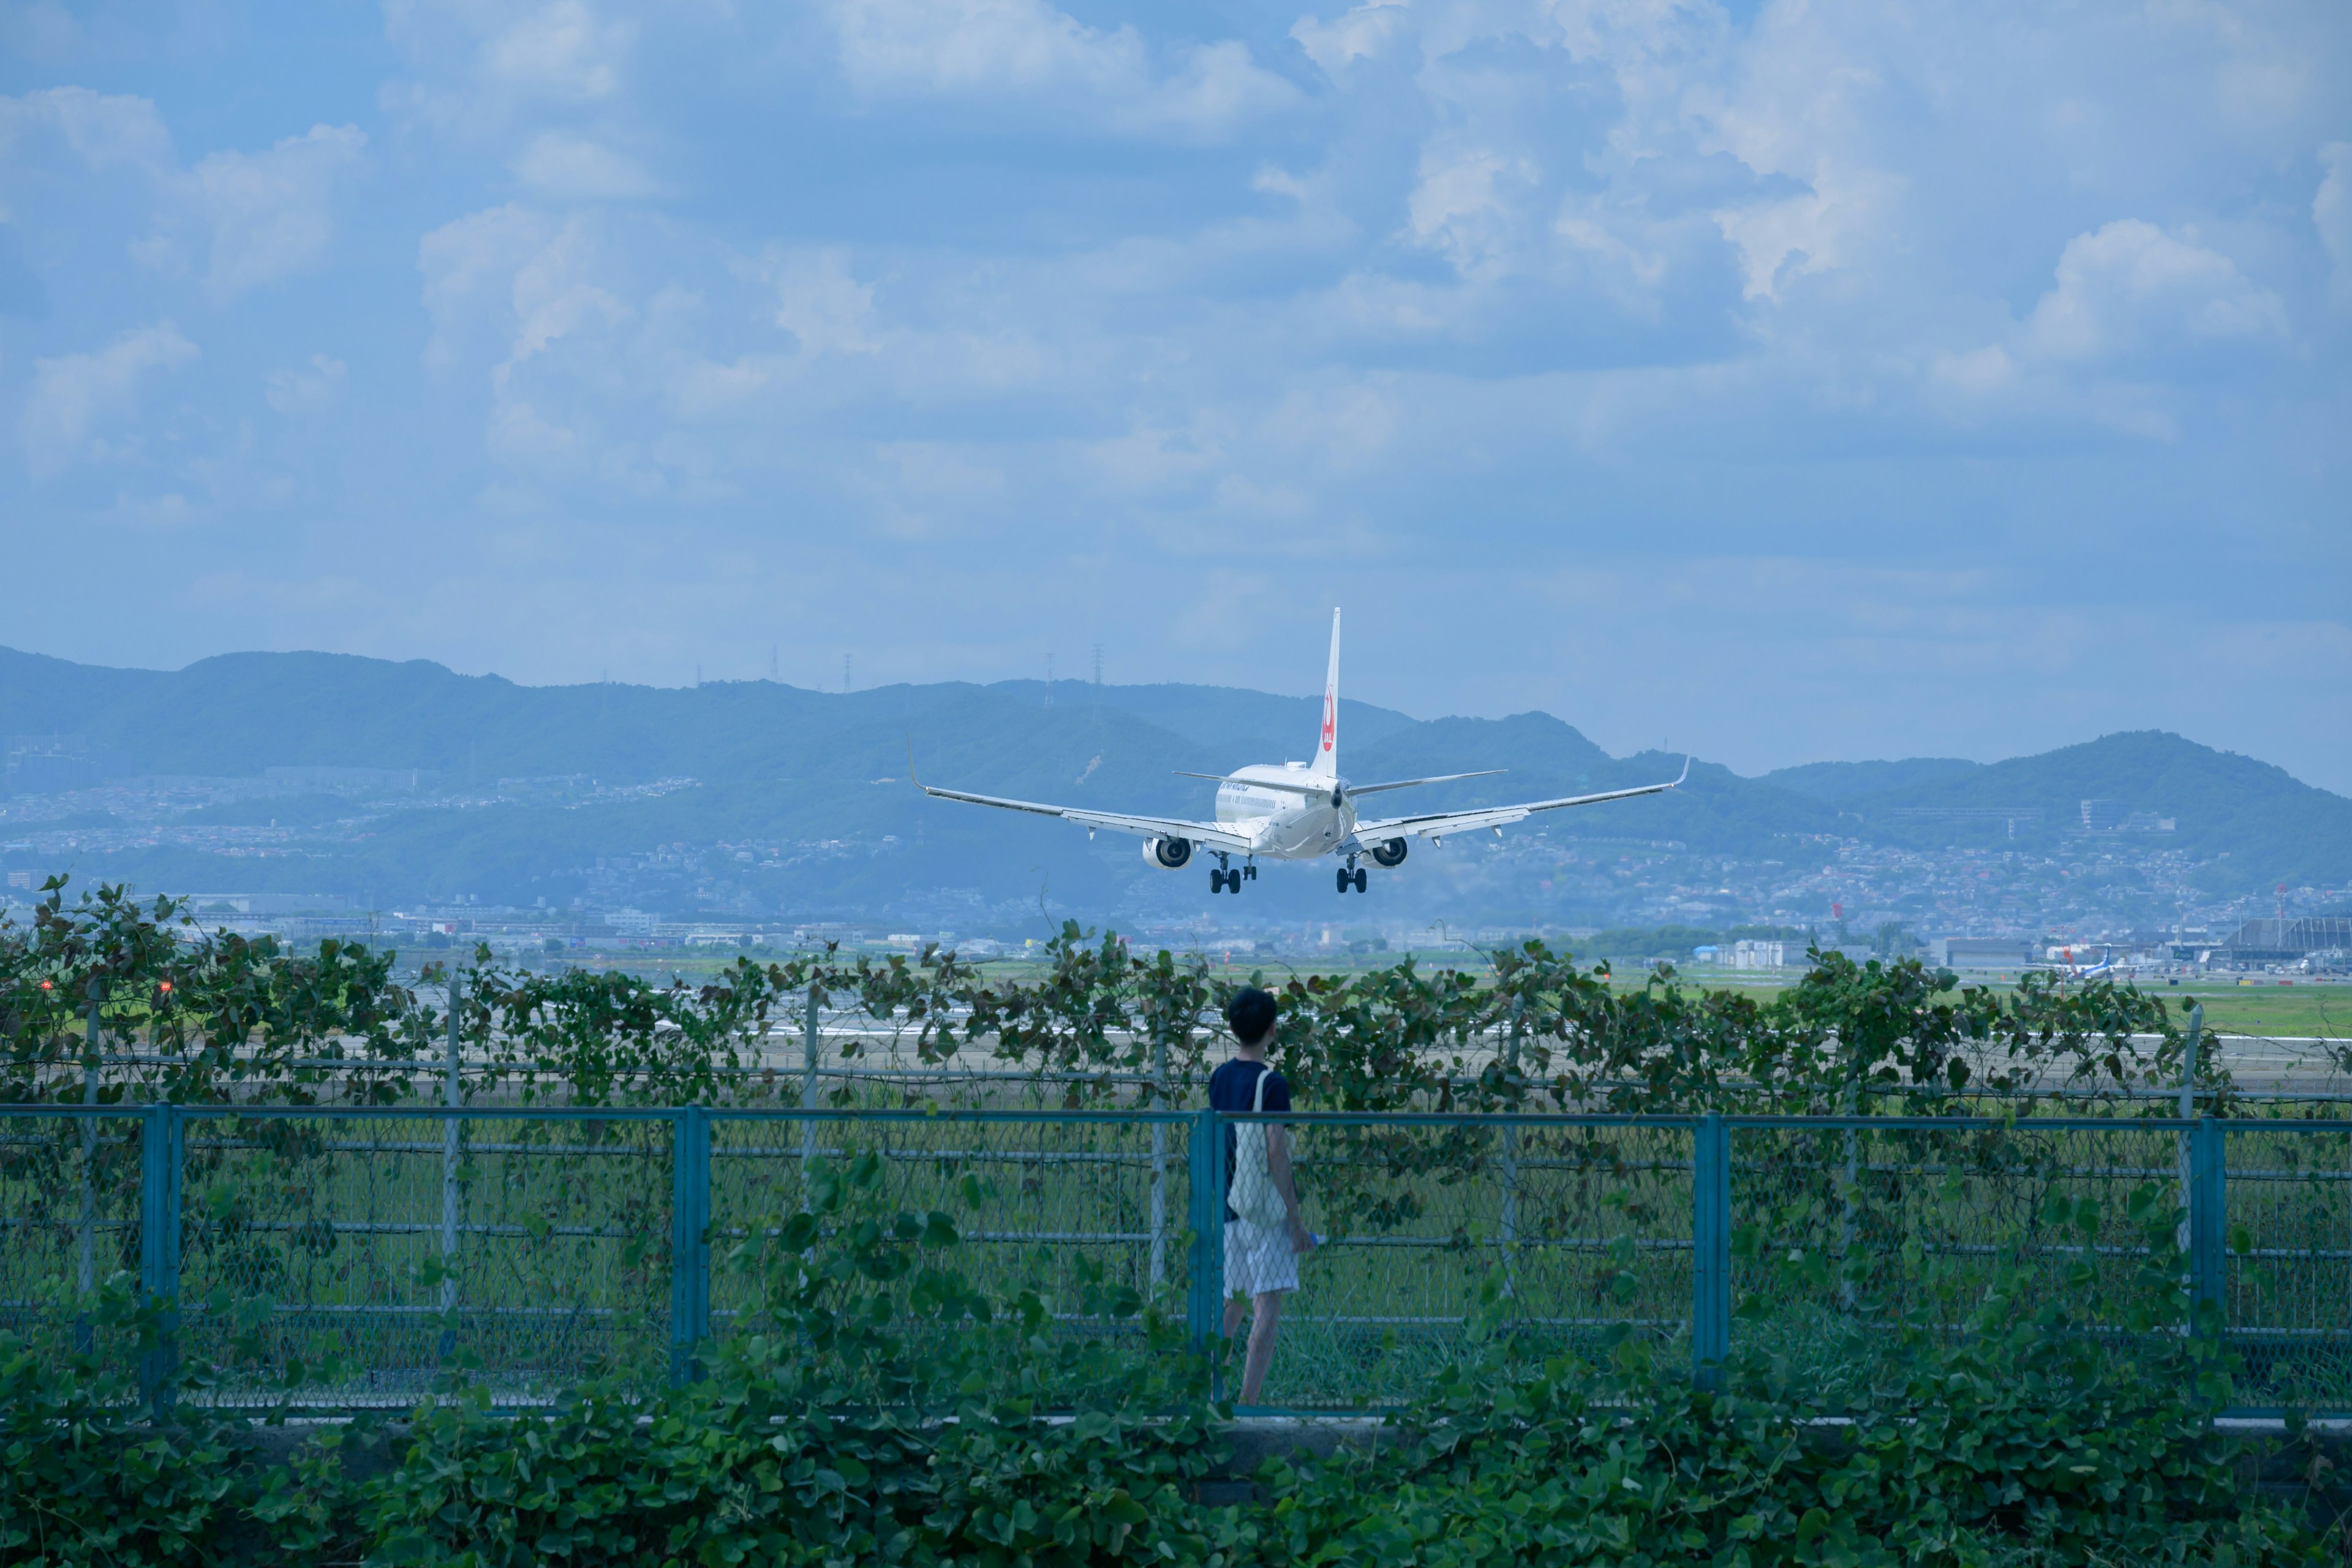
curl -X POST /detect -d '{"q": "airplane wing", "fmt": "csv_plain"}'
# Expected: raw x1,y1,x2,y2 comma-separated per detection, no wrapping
1172,771,1332,800
1351,758,1690,843
1174,768,1503,801
1343,769,1505,798
916,780,1258,853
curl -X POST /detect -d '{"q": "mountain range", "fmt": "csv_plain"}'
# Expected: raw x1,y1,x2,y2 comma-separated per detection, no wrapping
1,646,2346,924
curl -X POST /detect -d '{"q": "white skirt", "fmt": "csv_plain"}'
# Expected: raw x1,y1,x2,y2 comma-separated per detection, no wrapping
1223,1217,1300,1297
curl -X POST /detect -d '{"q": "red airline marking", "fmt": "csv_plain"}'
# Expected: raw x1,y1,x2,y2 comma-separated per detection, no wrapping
1321,693,1335,751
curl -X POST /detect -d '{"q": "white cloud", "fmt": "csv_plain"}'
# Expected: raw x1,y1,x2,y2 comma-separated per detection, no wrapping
1929,344,2013,398
1553,195,1672,311
0,85,173,172
418,203,563,368
486,396,582,461
764,247,879,356
1710,165,1904,303
1403,145,1542,282
20,321,198,471
2021,219,2286,361
503,218,631,372
178,123,368,301
263,354,348,417
480,0,635,102
1686,3,1909,303
511,131,658,198
380,0,641,158
827,0,1298,139
2319,143,2352,310
416,203,677,489
1289,0,1408,76
2,92,363,300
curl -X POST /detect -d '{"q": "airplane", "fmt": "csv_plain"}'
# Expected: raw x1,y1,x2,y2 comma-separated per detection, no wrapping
2051,944,2117,979
911,608,1689,895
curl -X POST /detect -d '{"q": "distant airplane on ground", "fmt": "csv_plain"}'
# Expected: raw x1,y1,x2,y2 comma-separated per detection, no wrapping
2053,944,2117,979
912,609,1689,895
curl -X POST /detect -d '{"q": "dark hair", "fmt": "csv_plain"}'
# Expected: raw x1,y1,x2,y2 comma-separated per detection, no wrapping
1224,987,1277,1048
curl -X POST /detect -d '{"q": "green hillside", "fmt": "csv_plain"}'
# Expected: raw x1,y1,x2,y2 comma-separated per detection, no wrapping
984,680,1419,756
1849,731,2352,889
3,649,2346,916
1762,758,1981,802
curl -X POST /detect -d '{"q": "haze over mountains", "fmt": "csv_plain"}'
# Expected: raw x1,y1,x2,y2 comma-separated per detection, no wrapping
1,647,2346,928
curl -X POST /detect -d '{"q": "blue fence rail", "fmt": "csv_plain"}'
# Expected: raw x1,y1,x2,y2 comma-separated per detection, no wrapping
2,1105,2346,1412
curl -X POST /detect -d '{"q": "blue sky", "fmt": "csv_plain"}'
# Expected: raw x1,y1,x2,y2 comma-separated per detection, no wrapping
3,0,2348,791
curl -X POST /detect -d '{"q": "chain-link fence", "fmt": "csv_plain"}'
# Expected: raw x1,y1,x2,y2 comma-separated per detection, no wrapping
7,1104,2352,1413
1245,1115,1695,1408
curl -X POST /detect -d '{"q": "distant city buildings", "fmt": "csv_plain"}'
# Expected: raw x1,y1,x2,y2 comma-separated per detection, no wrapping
2080,799,2174,832
4,735,106,795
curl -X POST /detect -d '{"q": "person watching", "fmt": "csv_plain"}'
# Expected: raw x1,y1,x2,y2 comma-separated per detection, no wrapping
1211,985,1315,1404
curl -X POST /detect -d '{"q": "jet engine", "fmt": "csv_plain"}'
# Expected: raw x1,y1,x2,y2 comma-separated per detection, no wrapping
1144,837,1193,869
1368,838,1408,868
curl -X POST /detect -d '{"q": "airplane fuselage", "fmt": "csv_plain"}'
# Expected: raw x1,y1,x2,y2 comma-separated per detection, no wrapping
1214,762,1358,859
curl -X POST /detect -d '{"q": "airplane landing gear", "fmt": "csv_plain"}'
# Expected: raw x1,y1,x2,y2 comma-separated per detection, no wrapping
1335,859,1367,894
1211,853,1243,894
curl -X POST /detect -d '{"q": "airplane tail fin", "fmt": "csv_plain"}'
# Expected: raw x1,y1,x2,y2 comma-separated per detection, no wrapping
1311,607,1340,779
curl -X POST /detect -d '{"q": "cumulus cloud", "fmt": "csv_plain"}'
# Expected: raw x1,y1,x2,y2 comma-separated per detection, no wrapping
1403,146,1544,283
2021,219,2286,361
263,354,347,417
827,0,1298,138
0,85,172,172
10,0,2345,801
2320,143,2352,310
385,0,638,117
20,321,197,471
2,91,364,300
511,131,658,198
1289,0,1408,76
179,124,368,300
764,248,879,356
418,203,564,368
1710,165,1905,302
479,0,635,102
416,203,684,492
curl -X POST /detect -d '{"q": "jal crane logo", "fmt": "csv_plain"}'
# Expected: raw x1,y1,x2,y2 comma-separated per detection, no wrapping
1321,692,1335,753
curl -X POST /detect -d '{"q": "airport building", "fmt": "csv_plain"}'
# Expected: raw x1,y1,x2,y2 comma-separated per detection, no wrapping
2217,917,2352,967
1930,937,2040,969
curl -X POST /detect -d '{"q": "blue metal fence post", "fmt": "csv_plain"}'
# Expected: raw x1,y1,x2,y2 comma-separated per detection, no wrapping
1185,1109,1224,1373
2189,1114,2225,1330
669,1106,712,1385
138,1102,183,1411
1692,1112,1730,1390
